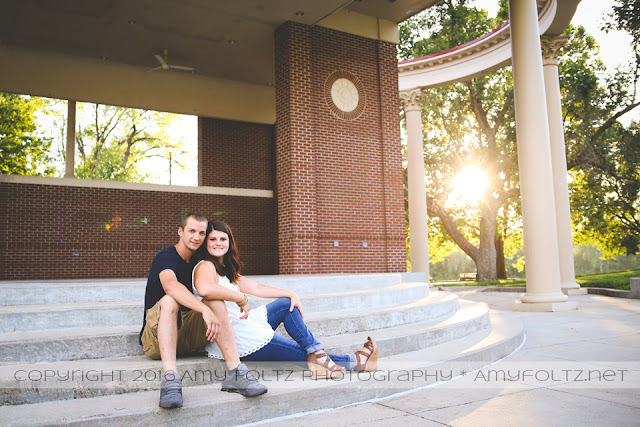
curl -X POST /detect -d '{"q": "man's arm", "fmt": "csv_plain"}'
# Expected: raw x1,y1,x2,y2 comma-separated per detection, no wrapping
159,269,220,341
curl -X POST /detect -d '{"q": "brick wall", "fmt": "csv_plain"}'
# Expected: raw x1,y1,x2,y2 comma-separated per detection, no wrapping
275,22,406,274
0,182,278,279
1,23,407,279
198,118,275,190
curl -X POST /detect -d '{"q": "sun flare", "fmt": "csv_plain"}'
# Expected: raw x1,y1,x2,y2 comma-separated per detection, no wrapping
448,167,488,206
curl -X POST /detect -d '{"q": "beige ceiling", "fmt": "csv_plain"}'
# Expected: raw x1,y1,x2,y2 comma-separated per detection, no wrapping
0,0,440,87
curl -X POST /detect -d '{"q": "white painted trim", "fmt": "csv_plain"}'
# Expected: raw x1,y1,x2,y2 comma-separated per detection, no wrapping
0,45,276,125
398,0,558,90
317,10,399,44
0,175,274,198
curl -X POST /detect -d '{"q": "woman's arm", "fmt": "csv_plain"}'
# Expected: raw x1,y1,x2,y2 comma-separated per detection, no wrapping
194,261,246,304
236,275,304,318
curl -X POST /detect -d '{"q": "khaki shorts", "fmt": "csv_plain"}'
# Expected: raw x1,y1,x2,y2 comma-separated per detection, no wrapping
141,300,209,359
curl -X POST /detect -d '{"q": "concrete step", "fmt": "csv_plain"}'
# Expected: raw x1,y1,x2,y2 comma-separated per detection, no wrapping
0,279,146,306
277,291,458,338
0,289,451,336
0,326,143,365
0,292,458,365
253,281,430,312
0,282,429,322
0,273,426,306
0,302,142,333
253,272,426,293
323,299,490,358
0,309,524,426
0,298,484,406
0,292,457,362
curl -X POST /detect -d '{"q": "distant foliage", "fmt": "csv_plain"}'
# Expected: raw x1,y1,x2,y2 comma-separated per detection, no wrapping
74,103,186,183
0,93,54,176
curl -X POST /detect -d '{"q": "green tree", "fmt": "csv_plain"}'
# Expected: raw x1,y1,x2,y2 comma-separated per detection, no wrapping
75,103,186,182
563,1,640,256
605,0,640,82
401,0,640,278
401,0,520,281
0,92,54,175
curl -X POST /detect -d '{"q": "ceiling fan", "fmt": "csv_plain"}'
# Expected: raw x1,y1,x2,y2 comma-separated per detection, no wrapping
150,49,194,73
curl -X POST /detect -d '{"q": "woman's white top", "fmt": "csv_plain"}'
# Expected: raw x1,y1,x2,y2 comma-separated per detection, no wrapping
192,260,274,359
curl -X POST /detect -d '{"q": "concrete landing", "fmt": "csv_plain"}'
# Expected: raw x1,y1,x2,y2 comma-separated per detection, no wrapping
259,292,640,427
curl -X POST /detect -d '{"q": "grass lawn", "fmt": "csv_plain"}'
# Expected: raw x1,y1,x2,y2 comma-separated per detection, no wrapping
575,269,639,290
435,269,639,291
436,278,525,287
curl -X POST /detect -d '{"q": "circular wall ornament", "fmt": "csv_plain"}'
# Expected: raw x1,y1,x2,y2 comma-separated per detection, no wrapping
331,78,359,112
324,70,365,120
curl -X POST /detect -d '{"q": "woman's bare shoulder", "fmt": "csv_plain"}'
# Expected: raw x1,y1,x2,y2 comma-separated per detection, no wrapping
194,259,217,275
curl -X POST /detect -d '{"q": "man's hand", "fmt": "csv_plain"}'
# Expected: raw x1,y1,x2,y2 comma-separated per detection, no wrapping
240,301,252,319
202,308,221,342
289,293,304,319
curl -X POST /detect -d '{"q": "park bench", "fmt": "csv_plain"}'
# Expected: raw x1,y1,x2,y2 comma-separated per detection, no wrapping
459,272,477,281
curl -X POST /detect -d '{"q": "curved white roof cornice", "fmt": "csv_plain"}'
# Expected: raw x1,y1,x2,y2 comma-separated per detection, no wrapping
398,0,580,91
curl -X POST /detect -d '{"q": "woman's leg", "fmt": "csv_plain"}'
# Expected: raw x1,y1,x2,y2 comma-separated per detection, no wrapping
242,333,355,370
265,298,322,354
241,333,307,364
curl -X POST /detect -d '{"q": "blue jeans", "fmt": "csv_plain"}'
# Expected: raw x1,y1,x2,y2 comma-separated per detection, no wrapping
241,298,355,370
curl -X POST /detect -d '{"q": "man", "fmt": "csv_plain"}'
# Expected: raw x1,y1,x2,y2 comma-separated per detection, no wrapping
140,213,267,409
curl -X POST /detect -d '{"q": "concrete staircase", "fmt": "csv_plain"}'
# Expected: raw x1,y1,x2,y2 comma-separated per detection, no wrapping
0,273,524,426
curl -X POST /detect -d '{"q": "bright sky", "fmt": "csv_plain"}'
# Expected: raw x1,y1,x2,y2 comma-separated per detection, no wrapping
476,0,632,67
137,114,197,187
476,0,638,123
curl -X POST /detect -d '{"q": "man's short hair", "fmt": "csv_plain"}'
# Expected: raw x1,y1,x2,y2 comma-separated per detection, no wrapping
181,213,207,228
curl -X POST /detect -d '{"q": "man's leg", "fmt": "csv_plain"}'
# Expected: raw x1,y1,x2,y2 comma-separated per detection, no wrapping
157,295,180,375
140,295,182,409
201,299,240,370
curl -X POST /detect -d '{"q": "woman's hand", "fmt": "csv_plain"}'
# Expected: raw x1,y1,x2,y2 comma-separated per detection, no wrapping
289,293,304,319
240,301,251,319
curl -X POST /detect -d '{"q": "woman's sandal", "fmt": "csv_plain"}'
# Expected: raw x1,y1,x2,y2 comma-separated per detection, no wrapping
307,351,346,379
354,336,378,372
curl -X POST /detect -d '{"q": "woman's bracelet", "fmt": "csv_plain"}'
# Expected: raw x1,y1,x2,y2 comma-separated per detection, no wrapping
237,294,249,308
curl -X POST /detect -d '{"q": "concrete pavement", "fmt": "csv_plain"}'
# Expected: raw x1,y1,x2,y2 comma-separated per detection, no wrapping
255,291,640,427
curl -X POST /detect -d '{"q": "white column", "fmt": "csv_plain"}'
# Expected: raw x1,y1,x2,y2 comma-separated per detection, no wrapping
400,88,430,282
508,0,576,311
541,36,586,295
64,100,76,178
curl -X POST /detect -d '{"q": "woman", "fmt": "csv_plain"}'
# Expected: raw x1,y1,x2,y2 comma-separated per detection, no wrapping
191,220,377,379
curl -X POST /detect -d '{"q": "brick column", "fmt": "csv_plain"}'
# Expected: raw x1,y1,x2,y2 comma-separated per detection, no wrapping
275,23,319,274
378,41,408,273
274,22,406,274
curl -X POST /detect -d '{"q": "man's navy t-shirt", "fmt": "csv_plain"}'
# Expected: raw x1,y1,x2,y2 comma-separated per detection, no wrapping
139,245,193,344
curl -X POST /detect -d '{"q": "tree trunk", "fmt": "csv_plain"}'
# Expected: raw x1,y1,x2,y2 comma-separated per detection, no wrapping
476,210,497,281
495,232,507,279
